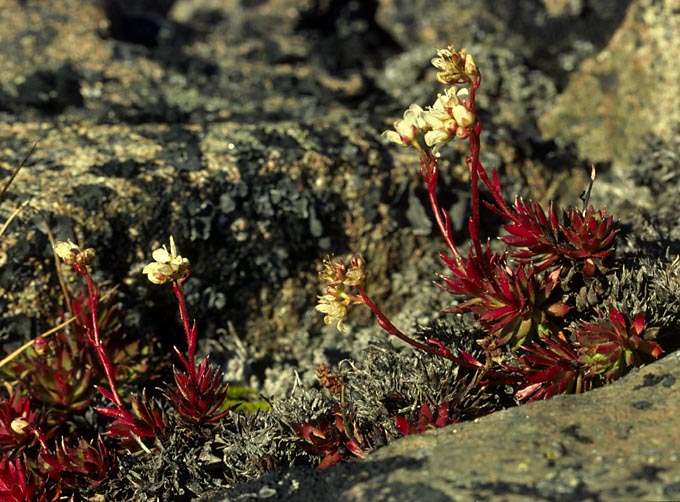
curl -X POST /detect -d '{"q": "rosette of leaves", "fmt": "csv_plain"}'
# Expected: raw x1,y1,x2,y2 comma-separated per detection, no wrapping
39,436,114,492
164,356,231,424
514,335,591,402
0,393,52,457
96,389,166,451
499,200,617,277
514,308,662,402
292,405,366,469
4,335,96,421
1,287,153,424
441,251,570,351
0,456,44,502
577,308,662,382
394,401,451,436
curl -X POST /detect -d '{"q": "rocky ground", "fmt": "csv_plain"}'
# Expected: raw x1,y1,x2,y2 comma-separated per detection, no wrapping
206,350,680,502
0,0,679,500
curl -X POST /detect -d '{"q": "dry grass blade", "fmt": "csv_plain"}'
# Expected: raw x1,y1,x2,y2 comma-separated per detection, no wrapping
0,199,30,240
0,142,37,200
0,143,37,240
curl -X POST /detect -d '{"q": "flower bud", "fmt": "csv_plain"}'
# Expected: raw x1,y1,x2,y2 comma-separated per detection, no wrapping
34,336,50,356
54,240,96,268
464,53,477,76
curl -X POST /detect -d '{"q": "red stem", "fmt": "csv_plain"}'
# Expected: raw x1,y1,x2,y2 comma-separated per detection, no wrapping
467,137,483,258
172,280,197,379
357,286,459,362
423,158,462,262
465,72,516,254
80,267,123,409
466,74,485,259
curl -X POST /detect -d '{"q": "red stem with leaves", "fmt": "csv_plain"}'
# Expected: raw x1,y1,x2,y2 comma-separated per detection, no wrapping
75,263,124,410
172,280,198,381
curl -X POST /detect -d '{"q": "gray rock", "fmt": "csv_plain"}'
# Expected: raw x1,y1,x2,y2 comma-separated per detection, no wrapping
205,350,680,502
538,0,680,166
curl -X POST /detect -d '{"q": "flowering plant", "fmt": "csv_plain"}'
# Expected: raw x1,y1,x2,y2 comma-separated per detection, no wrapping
316,44,663,424
0,232,234,498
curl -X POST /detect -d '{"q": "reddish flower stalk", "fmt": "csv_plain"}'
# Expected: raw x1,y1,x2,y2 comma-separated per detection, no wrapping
79,268,123,409
355,285,483,369
356,285,452,360
172,280,197,379
465,75,485,260
54,241,163,446
419,153,461,262
53,242,123,410
142,236,230,424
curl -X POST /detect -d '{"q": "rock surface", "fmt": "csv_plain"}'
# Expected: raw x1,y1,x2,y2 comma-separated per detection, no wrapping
206,349,680,502
0,0,678,500
538,0,680,166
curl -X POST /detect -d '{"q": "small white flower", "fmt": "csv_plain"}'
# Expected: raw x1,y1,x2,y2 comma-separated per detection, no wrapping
422,88,475,153
453,104,475,128
142,236,190,284
54,240,81,265
422,90,458,153
431,46,464,85
431,46,476,84
382,104,428,147
424,129,454,155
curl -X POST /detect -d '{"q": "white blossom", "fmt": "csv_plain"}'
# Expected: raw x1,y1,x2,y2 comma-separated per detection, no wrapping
142,236,190,284
382,104,428,147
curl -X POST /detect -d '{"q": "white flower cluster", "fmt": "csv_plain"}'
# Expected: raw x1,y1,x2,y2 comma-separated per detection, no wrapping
382,46,477,155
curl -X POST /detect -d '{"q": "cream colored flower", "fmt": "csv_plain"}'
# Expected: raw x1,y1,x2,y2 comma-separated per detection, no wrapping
319,255,346,286
142,236,190,284
316,294,349,332
382,104,428,147
423,90,459,153
54,240,79,264
316,255,368,332
431,46,465,85
422,88,475,153
54,240,96,267
431,46,477,85
453,103,475,128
